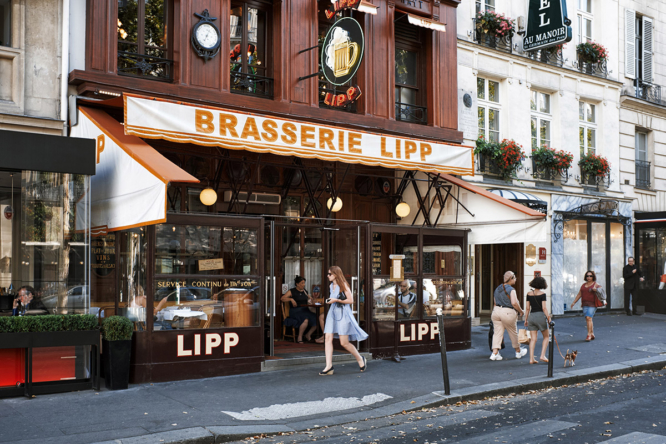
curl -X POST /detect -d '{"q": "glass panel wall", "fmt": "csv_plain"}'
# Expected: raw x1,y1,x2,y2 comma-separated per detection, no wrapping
636,226,666,291
563,220,588,311
119,228,147,330
590,222,606,293
423,278,465,317
610,223,624,309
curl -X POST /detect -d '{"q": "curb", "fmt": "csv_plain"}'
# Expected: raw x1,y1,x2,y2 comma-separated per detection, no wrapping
91,357,666,444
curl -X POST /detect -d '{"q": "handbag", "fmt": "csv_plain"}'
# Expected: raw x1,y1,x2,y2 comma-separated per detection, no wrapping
594,285,606,308
488,320,506,351
518,328,530,344
661,275,666,284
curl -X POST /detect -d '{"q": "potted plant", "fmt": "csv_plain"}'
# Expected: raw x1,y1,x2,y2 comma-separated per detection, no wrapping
576,41,608,64
579,152,611,185
475,137,525,181
101,316,134,390
475,10,515,39
532,145,573,180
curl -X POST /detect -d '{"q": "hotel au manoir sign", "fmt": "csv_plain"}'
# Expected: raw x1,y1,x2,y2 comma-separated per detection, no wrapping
523,0,572,51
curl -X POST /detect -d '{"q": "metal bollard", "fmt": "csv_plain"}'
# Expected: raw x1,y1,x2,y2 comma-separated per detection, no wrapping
547,321,555,378
436,308,451,395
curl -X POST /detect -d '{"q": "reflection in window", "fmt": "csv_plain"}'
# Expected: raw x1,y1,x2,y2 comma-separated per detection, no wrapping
230,3,272,98
372,278,396,321
120,229,147,330
423,278,465,317
610,223,624,309
422,241,462,275
563,220,588,310
396,234,418,274
396,279,417,319
156,225,222,275
153,277,260,330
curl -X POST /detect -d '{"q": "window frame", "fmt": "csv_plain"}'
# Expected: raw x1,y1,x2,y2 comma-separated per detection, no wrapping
0,0,11,48
579,101,597,156
475,0,495,14
477,77,501,143
577,1,593,45
394,18,428,124
530,90,552,149
635,131,648,162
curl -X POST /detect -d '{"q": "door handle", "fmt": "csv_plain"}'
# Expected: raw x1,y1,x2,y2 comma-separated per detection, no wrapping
265,276,270,316
272,277,276,317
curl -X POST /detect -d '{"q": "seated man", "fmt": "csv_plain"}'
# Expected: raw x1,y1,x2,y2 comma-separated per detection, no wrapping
397,280,416,318
12,286,47,316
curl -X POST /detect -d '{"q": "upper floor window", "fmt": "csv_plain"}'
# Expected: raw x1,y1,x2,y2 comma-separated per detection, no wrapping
477,77,500,143
117,0,171,80
395,17,427,125
579,101,596,156
531,91,551,148
626,10,653,85
635,131,650,189
476,0,495,14
230,1,273,99
0,0,10,47
577,0,593,44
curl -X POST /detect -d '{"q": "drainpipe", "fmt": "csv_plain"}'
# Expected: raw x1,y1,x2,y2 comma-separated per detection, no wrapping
60,0,70,135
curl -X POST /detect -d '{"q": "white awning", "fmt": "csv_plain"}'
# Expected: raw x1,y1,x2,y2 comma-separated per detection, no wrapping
467,219,548,245
71,107,198,233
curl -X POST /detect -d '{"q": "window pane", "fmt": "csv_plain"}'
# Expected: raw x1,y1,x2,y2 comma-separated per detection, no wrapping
373,278,396,320
247,8,266,72
477,78,485,100
153,277,260,330
579,102,585,121
155,225,223,275
422,238,462,275
539,93,550,113
395,49,417,86
577,15,582,44
478,107,486,136
488,80,499,102
0,0,11,47
540,120,550,145
120,229,147,329
397,279,417,319
610,224,625,308
423,278,465,318
144,0,167,50
476,0,482,15
590,223,606,298
223,227,258,275
587,104,596,122
397,234,418,274
587,128,596,152
563,220,588,311
118,0,139,45
530,91,537,110
636,133,648,161
399,87,416,105
584,18,592,41
579,127,585,154
489,108,500,142
230,7,243,72
531,117,538,148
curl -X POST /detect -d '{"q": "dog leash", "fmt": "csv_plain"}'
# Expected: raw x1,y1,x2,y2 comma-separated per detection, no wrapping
552,334,566,360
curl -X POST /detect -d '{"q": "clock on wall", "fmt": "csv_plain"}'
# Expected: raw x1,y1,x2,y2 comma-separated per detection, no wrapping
191,10,221,62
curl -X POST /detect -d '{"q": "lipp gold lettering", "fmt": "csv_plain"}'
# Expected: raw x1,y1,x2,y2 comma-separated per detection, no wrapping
404,141,417,160
96,134,105,164
380,137,392,158
420,143,432,162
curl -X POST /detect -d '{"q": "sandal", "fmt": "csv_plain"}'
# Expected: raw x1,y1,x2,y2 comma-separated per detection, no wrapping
297,339,304,344
315,337,325,344
585,335,591,342
540,357,549,363
530,360,538,364
590,334,595,340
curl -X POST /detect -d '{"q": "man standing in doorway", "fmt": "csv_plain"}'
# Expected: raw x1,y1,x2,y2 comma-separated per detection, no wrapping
623,257,644,316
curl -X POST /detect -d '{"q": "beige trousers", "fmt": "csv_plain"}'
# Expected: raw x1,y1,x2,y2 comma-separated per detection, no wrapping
491,306,519,350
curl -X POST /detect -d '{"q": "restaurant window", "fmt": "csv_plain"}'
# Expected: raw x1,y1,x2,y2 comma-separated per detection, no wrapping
477,77,500,143
0,0,10,47
577,0,593,44
152,224,260,331
423,236,465,318
119,228,147,330
475,0,495,14
395,18,427,125
530,91,551,149
230,1,273,98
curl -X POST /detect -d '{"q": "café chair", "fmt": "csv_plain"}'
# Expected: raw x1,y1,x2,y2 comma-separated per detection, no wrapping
281,301,297,342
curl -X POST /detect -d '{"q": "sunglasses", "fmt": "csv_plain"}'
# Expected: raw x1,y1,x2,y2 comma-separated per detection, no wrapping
327,272,332,276
585,275,593,278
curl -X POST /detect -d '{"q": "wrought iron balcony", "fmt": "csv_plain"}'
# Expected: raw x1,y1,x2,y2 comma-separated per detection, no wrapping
473,20,513,54
395,102,427,125
635,160,651,189
531,158,569,182
634,80,662,106
477,153,501,176
117,51,173,81
230,70,274,99
525,49,564,68
574,57,608,79
579,166,611,189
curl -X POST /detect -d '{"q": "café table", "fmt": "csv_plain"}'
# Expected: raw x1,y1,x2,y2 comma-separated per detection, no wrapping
306,303,325,338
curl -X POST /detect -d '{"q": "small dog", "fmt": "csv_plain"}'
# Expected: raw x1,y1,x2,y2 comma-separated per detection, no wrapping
563,349,578,367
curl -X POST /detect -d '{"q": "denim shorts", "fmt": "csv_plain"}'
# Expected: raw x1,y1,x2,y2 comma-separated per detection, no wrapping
582,306,597,318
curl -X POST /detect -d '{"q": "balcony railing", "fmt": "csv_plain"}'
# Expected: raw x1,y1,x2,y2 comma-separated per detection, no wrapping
117,51,173,81
230,70,274,99
477,153,501,176
574,58,608,79
635,160,651,189
395,102,427,125
579,166,611,189
525,49,564,68
634,80,662,106
473,20,513,54
531,158,569,182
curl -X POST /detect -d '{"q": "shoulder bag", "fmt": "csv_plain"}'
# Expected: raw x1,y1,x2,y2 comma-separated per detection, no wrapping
594,285,606,308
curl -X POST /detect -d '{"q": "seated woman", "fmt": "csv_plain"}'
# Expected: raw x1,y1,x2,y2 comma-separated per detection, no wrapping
281,276,317,343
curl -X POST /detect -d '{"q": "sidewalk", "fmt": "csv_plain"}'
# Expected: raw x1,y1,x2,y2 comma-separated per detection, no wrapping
1,313,665,444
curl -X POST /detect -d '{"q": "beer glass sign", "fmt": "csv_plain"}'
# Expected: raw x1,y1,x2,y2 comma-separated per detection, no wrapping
321,18,364,86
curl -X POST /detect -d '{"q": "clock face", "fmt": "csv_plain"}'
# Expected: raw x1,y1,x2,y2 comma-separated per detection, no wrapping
196,23,219,49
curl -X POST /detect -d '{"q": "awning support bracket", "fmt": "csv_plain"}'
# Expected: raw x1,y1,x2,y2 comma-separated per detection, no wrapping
324,163,350,220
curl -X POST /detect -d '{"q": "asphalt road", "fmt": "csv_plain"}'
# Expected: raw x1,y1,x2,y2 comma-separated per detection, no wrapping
240,369,666,444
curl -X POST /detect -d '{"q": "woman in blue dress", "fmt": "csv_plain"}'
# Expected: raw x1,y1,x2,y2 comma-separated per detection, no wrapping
320,266,368,375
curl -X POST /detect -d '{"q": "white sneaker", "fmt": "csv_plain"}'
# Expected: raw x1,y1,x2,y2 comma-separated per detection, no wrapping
515,348,527,359
489,353,503,361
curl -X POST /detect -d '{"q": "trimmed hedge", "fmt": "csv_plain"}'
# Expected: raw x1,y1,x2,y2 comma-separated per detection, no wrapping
101,316,134,341
0,314,99,334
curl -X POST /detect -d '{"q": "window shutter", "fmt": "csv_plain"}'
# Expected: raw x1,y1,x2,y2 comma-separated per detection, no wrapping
625,9,636,79
642,16,653,82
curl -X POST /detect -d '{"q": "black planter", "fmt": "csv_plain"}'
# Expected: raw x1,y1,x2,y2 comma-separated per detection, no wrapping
102,339,132,390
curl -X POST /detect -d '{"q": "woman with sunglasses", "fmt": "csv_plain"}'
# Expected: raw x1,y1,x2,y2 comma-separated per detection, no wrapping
319,266,368,375
571,270,605,341
490,271,527,361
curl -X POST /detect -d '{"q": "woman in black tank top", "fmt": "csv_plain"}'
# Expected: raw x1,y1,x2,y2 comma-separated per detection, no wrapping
523,276,551,364
281,276,317,343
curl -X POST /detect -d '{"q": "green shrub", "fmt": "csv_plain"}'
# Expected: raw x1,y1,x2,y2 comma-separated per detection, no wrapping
101,316,134,341
0,315,100,334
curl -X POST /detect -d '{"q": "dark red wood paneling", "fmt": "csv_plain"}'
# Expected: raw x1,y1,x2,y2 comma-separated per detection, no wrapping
189,1,223,90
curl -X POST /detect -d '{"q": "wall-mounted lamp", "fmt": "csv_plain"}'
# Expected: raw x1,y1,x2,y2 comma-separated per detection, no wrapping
396,201,411,218
327,197,343,212
200,187,218,206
